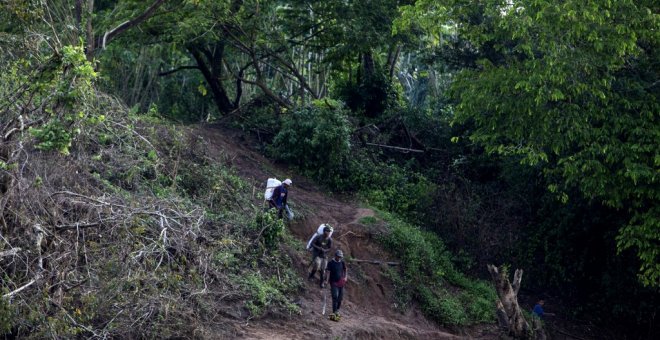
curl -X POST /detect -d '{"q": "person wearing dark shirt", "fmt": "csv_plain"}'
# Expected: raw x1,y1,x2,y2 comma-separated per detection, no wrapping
325,250,347,321
268,179,292,219
307,226,332,287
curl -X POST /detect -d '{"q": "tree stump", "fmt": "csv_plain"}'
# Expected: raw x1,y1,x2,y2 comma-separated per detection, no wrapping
487,264,532,339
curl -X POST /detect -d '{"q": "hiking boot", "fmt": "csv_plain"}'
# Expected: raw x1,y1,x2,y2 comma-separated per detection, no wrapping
320,282,326,288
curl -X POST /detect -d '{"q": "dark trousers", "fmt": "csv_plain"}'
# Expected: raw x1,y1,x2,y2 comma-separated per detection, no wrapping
331,285,343,314
267,200,290,219
267,200,277,209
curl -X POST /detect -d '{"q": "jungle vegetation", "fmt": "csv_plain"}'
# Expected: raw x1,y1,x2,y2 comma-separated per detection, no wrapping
0,0,657,338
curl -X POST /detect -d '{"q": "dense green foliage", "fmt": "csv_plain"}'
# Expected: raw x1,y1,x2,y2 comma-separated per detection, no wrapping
418,0,660,287
269,104,436,222
0,296,12,334
335,65,398,118
2,0,658,338
270,102,352,181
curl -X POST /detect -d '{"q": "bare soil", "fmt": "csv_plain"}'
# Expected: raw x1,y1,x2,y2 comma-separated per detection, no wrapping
196,124,499,339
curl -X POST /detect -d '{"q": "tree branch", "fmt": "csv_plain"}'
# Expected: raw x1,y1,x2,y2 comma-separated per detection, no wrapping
365,143,424,153
222,59,291,109
55,221,106,230
101,0,168,49
512,269,523,296
2,278,38,299
349,259,399,266
0,247,21,258
268,51,319,99
158,65,200,77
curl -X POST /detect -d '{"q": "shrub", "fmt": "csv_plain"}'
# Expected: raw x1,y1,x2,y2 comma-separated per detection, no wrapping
0,294,13,334
418,286,469,326
251,210,286,250
238,271,301,317
357,162,436,223
241,273,286,317
270,103,351,183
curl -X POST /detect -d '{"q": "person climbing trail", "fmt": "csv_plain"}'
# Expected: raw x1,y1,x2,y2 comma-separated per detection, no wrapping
266,178,293,219
306,223,333,251
532,298,555,319
308,226,333,287
325,249,347,322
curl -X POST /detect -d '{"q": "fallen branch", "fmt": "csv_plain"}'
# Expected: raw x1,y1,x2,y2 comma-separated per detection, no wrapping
56,221,104,230
0,247,21,258
50,190,127,208
353,124,379,133
158,65,200,77
337,231,360,239
350,259,399,266
35,224,45,271
3,277,38,299
365,143,424,153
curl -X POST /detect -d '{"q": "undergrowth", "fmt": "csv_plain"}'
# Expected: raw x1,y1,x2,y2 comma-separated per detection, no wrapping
0,95,301,338
268,104,435,223
377,211,496,326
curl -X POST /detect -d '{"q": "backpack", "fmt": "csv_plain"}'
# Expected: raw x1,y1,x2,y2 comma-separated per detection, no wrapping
306,224,333,250
264,178,281,200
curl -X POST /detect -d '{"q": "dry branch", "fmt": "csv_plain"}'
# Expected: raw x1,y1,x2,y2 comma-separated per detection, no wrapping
3,277,38,299
0,247,21,258
350,259,399,266
365,142,424,153
0,97,260,337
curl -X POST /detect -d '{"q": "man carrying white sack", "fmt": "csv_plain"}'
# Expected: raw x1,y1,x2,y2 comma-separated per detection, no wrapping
307,225,333,287
267,178,293,219
306,224,333,251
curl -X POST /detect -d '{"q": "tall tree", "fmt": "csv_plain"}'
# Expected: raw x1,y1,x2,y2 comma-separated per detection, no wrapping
419,0,660,286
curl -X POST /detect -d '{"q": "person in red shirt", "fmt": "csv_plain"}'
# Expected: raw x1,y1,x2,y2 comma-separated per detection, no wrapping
325,250,347,321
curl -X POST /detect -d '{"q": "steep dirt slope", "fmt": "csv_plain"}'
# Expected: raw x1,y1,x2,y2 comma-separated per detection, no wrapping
196,124,497,339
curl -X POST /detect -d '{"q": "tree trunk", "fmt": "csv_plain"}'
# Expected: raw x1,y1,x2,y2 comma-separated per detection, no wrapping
388,45,401,78
86,0,94,60
362,52,376,82
487,264,532,338
187,44,236,114
75,0,83,33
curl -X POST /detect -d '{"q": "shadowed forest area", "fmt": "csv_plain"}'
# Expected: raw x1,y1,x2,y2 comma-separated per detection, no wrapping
0,1,658,339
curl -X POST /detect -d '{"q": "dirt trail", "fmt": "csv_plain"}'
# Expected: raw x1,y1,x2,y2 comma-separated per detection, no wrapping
196,125,487,339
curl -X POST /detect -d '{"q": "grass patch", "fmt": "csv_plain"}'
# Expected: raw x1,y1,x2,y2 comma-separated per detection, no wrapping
358,215,378,225
238,272,302,317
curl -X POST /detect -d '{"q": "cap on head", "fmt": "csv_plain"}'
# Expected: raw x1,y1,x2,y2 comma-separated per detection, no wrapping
283,179,292,185
335,250,344,258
